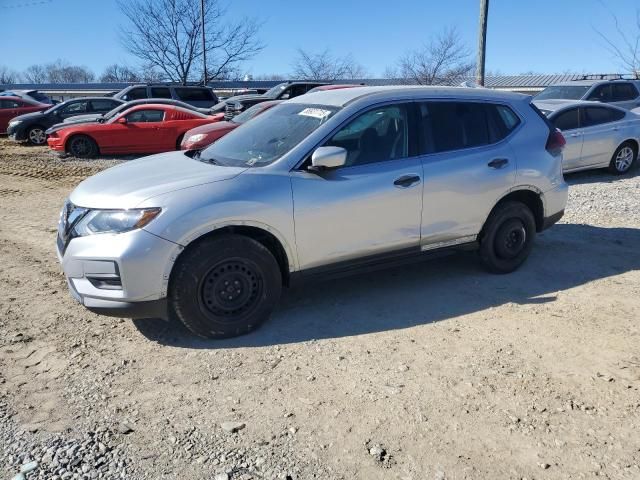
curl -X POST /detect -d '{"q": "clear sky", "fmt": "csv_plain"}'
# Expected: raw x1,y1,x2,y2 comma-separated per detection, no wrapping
1,0,638,78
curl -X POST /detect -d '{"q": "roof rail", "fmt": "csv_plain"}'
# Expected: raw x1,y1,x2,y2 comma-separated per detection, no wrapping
572,73,638,81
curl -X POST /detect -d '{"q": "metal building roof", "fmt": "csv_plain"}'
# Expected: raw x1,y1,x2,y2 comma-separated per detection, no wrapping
0,74,634,94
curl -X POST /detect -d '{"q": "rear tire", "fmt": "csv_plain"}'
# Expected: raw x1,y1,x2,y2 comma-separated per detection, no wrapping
27,125,47,145
67,135,98,158
479,201,536,274
170,234,282,338
608,141,636,174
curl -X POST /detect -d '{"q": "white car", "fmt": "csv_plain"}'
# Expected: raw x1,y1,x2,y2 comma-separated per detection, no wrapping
534,100,639,174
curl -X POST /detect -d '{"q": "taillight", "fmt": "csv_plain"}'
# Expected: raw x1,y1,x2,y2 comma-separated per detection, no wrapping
546,129,566,156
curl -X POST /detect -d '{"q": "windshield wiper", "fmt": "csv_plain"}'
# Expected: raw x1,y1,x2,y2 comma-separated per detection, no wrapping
195,151,222,165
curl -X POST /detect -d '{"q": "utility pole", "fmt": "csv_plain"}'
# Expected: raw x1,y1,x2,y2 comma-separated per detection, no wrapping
201,0,207,86
476,0,489,86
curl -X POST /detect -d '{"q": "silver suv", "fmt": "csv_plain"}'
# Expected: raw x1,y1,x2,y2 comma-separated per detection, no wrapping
535,78,640,110
57,87,568,338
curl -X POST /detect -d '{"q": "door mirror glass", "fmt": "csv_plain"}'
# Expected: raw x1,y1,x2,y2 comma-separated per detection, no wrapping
118,117,128,124
310,146,347,170
280,92,290,100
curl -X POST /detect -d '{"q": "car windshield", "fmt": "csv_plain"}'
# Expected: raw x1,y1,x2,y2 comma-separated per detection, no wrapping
535,85,590,100
104,104,129,119
44,103,62,114
199,103,339,167
264,83,287,98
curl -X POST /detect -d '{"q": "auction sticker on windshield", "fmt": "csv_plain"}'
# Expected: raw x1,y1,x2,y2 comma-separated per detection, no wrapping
298,108,332,119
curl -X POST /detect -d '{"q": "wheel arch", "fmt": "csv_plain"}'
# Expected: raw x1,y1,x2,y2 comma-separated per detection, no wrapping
484,187,545,234
170,223,295,287
65,132,100,155
618,138,638,152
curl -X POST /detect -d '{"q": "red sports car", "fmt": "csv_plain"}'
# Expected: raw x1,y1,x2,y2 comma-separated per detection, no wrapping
47,104,221,158
181,100,282,150
0,96,50,134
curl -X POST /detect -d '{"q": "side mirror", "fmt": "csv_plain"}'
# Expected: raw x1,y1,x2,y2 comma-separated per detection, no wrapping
118,117,128,124
280,93,290,100
309,146,347,172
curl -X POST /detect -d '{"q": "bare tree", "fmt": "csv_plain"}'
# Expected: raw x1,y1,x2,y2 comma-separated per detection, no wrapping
45,60,95,83
138,64,167,82
118,0,263,84
0,66,19,84
22,64,48,83
594,3,640,76
100,64,142,82
292,49,366,80
397,27,474,85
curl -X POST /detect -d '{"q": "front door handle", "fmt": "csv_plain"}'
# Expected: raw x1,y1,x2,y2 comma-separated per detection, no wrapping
393,174,421,188
487,158,509,169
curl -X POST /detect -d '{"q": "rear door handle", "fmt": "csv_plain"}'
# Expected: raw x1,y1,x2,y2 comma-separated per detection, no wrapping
487,158,509,169
393,174,421,188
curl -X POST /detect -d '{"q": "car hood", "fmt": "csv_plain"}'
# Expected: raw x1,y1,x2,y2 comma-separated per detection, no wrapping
69,151,247,209
11,111,46,123
185,120,237,136
47,117,101,134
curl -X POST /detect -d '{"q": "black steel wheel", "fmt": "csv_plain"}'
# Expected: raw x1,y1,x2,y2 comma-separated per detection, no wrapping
170,234,282,338
479,201,536,274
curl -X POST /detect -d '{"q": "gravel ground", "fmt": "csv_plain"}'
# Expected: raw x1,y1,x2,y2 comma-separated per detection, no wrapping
0,138,639,480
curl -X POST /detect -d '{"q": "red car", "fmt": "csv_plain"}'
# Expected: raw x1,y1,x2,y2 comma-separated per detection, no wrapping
307,84,365,93
181,100,282,150
47,104,221,158
0,96,50,134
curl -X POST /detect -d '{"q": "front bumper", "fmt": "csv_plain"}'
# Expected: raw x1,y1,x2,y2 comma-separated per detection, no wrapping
57,228,182,320
47,136,65,152
6,124,27,141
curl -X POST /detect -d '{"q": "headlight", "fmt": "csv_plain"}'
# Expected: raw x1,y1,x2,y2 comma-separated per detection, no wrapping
72,208,161,236
9,120,22,126
187,133,207,143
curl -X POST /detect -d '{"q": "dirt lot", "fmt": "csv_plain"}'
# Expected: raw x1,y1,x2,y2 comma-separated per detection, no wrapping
1,137,639,480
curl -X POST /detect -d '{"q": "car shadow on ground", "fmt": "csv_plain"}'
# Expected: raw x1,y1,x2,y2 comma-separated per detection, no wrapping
564,167,639,185
133,223,640,349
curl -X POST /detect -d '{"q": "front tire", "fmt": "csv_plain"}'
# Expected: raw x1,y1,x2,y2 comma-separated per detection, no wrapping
609,142,636,174
479,201,536,274
27,125,47,145
67,135,98,158
170,234,282,338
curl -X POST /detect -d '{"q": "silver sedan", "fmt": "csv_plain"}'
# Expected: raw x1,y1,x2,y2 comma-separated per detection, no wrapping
534,100,639,174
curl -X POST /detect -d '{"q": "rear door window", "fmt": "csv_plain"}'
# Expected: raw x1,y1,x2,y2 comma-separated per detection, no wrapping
0,100,20,108
418,102,490,154
90,99,120,113
552,108,580,131
612,83,638,101
582,106,625,127
175,88,214,101
150,87,172,98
